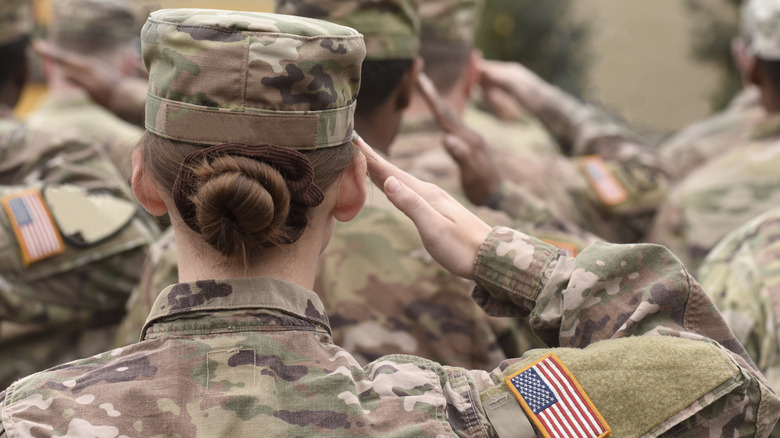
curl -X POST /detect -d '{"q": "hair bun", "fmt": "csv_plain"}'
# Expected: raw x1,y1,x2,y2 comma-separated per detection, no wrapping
191,155,291,259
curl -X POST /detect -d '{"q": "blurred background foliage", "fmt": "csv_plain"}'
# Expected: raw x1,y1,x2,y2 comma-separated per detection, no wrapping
476,0,591,98
685,0,743,110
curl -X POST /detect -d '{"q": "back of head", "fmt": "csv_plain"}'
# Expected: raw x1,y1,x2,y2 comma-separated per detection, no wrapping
419,0,481,94
275,0,419,116
49,0,137,54
0,0,32,89
139,9,365,263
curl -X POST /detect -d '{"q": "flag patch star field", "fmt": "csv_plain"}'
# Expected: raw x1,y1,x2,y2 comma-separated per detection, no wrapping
505,353,611,438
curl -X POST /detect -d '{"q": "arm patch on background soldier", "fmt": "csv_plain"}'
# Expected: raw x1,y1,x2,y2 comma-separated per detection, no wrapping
1,188,65,266
44,185,137,247
578,155,628,206
505,353,611,438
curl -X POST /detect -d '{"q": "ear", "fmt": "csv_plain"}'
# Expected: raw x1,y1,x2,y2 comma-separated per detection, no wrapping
333,149,367,222
395,57,425,110
131,148,168,216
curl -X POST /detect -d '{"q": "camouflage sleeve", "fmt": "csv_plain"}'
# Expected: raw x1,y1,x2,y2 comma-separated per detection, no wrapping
471,226,754,362
466,226,779,436
526,80,648,159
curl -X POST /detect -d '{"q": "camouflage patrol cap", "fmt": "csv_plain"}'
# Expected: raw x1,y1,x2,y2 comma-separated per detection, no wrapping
745,0,780,60
141,9,365,149
275,0,419,60
50,0,137,50
419,0,481,45
0,0,32,46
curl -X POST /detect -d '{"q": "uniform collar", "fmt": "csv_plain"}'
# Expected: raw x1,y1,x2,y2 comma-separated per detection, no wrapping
141,276,331,340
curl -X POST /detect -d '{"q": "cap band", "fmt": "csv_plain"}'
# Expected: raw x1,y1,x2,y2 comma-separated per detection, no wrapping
145,94,356,149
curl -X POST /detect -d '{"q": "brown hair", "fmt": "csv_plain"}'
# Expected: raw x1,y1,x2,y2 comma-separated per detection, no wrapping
139,132,357,263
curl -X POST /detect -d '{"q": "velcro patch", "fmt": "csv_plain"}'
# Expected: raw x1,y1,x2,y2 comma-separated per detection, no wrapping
505,353,611,438
541,239,579,257
2,188,65,266
579,155,628,206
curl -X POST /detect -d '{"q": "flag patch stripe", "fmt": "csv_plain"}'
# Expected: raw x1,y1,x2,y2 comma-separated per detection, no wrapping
2,189,64,265
505,353,611,438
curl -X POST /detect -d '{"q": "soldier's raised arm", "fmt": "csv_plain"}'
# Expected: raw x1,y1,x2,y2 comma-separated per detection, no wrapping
359,137,779,436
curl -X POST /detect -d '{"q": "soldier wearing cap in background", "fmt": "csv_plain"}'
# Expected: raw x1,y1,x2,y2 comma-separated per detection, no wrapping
1,9,777,436
26,0,145,181
0,0,158,388
275,0,540,367
657,0,766,181
392,0,601,256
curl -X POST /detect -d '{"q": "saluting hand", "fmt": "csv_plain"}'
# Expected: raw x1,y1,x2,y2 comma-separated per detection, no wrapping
415,72,503,208
355,137,492,280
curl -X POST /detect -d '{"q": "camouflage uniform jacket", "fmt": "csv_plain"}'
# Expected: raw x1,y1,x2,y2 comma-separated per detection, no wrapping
698,205,780,437
316,182,515,369
0,107,126,195
644,113,780,272
659,86,765,181
26,91,144,181
450,98,668,244
1,227,777,437
0,184,157,389
113,227,177,348
0,107,158,387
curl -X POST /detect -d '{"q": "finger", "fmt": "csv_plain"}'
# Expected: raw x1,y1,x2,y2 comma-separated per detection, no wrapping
442,134,469,164
415,72,460,133
32,40,62,63
382,176,442,231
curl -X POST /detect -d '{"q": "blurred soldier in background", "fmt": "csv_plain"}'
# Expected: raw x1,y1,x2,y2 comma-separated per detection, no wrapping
0,0,157,387
277,0,524,368
658,0,766,180
26,0,144,180
644,0,780,272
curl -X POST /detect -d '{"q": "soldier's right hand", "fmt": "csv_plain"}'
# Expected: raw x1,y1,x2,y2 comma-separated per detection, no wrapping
478,60,549,114
355,137,492,280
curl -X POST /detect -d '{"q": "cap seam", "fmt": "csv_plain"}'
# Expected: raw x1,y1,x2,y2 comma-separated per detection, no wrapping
145,17,363,41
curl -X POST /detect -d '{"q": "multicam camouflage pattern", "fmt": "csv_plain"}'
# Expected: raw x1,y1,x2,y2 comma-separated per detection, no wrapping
0,183,157,389
658,86,766,180
419,0,481,44
0,101,158,387
113,227,177,347
142,9,365,149
316,181,518,369
26,92,143,181
275,0,420,60
0,109,128,195
1,226,776,436
645,114,780,272
393,109,601,253
698,205,780,437
746,0,780,60
464,70,669,244
49,0,137,50
0,0,31,45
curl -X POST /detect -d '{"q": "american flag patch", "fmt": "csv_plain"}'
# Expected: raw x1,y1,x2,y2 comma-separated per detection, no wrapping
2,189,65,266
579,155,628,206
505,353,610,438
